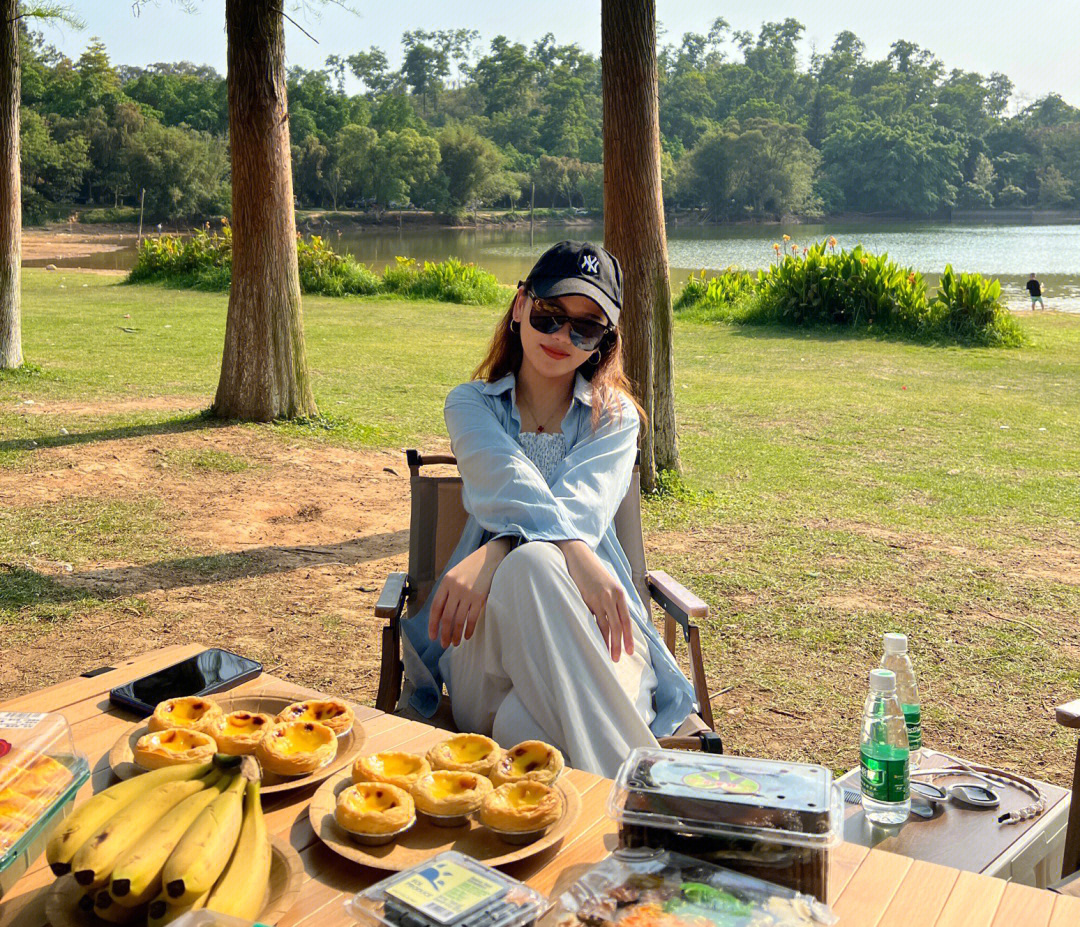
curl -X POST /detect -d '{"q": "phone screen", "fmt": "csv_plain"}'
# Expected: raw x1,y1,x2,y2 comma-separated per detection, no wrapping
120,650,261,708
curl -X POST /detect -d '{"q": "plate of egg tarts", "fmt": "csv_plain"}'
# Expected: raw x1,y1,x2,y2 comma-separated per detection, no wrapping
109,692,366,794
308,734,580,870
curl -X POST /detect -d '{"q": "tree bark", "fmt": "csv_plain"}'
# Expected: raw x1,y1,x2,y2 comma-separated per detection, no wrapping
214,0,317,420
0,0,22,370
601,0,679,491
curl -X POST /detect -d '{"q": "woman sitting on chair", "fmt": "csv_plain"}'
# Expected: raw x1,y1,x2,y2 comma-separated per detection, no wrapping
400,241,697,777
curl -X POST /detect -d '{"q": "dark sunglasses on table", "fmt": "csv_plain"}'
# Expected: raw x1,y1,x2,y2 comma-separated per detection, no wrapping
526,294,612,351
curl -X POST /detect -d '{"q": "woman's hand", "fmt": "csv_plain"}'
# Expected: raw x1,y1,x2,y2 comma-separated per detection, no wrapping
428,537,514,648
556,539,635,662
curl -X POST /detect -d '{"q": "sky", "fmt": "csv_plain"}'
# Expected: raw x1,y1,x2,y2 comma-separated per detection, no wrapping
41,1,1080,110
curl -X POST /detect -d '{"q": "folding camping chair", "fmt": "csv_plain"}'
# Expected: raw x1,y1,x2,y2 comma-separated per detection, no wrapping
374,450,721,752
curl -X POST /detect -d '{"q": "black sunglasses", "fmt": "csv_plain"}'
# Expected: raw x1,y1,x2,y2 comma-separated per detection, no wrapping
526,294,612,351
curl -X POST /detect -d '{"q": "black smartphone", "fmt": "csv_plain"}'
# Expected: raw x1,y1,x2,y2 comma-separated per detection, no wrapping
109,649,262,716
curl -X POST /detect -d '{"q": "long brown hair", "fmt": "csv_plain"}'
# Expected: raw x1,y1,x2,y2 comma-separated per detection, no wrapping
472,290,646,430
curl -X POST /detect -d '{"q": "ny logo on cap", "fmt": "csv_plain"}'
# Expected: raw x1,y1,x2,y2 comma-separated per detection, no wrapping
580,253,600,275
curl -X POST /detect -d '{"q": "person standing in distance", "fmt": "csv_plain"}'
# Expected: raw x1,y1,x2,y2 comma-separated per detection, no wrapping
1026,273,1045,310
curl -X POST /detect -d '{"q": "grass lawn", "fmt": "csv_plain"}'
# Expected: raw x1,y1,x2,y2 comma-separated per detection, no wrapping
3,269,1079,783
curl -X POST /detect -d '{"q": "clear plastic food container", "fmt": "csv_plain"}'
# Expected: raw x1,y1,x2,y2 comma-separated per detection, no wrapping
345,851,548,927
607,749,842,904
0,710,90,898
548,847,836,927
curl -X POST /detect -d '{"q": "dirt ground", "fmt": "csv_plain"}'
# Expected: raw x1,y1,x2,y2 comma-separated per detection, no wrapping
0,402,431,700
21,224,136,263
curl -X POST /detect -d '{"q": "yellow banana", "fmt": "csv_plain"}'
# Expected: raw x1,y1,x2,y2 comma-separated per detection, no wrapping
46,762,212,875
93,889,146,925
71,776,211,889
109,771,228,907
162,774,246,905
148,886,210,927
205,780,270,920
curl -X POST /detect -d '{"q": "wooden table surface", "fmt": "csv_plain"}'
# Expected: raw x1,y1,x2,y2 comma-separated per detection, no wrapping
3,643,1079,927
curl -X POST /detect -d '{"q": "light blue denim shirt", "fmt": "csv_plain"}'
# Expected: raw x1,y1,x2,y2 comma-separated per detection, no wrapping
400,371,698,736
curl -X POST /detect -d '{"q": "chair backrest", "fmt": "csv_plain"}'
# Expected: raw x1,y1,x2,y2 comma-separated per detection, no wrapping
405,450,649,616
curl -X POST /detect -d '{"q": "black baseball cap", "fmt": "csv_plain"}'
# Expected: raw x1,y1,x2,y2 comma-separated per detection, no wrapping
523,240,623,327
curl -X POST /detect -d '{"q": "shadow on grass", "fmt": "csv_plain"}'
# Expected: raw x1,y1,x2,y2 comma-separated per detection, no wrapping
0,410,227,453
718,321,1001,350
0,563,103,612
58,530,410,597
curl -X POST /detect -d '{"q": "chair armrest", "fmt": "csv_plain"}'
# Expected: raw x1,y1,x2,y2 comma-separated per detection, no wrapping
1052,867,1080,896
648,570,708,642
1056,699,1080,729
374,572,408,621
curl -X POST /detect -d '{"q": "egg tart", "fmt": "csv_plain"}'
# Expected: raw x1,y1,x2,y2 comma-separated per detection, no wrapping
206,710,273,755
480,781,564,835
411,770,493,819
275,699,354,736
133,729,217,770
336,782,415,842
147,697,224,734
491,741,564,786
352,752,430,791
255,720,336,776
426,734,500,776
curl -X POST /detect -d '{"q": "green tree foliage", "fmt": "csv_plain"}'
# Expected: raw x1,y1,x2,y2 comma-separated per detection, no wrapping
14,19,1080,221
821,117,963,213
681,118,819,218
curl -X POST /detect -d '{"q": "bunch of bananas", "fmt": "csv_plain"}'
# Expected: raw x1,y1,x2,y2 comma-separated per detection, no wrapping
45,757,272,926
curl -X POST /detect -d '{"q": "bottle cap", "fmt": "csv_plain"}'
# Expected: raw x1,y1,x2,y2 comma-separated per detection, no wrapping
884,633,908,654
870,669,896,692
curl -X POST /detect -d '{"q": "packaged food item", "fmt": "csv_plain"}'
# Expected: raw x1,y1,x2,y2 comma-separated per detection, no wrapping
345,851,547,927
0,710,90,898
550,848,836,927
608,749,842,904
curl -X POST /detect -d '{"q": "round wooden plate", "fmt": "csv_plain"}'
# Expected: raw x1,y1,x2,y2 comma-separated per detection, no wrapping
108,695,365,795
309,769,581,871
46,833,303,927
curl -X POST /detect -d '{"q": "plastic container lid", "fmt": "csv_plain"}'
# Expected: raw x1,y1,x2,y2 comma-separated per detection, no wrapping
870,669,896,692
883,633,908,654
608,748,843,850
344,851,547,927
0,710,90,870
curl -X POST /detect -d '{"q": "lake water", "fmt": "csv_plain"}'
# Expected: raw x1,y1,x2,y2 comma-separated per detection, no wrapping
35,218,1080,312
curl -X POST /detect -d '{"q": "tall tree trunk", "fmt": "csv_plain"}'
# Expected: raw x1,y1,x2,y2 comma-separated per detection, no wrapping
601,0,679,490
214,0,317,420
0,0,21,370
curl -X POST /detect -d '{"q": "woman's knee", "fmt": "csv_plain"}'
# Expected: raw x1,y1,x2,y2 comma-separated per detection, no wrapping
490,541,566,600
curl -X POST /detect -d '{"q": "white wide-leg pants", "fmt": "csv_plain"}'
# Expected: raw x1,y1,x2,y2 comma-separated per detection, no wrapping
446,541,659,777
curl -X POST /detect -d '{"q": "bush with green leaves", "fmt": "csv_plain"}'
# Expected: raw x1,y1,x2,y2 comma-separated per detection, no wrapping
127,229,501,304
380,256,501,304
930,265,1025,346
752,244,931,334
674,243,1024,346
296,235,381,296
673,268,757,313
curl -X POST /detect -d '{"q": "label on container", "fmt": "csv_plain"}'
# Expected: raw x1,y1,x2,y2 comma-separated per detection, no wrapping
385,859,507,924
860,743,909,803
902,704,922,750
0,712,46,731
682,769,760,794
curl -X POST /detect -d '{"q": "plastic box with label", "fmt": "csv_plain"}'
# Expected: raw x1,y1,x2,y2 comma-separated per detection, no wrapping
0,710,91,898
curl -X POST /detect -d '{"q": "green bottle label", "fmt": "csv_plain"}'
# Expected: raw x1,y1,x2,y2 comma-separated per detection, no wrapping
902,704,922,750
860,743,909,803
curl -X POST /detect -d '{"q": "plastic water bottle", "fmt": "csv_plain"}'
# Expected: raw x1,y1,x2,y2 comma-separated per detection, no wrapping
860,668,910,825
881,633,922,767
